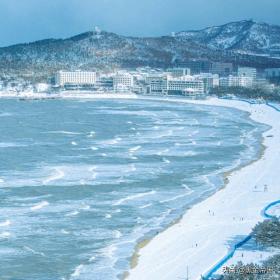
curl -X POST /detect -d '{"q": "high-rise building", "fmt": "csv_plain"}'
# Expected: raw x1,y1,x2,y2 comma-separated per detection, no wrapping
210,62,233,76
177,60,211,74
237,67,257,80
55,71,96,87
113,72,134,92
147,75,204,95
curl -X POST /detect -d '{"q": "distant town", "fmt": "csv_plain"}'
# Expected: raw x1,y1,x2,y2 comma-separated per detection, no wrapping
1,60,280,100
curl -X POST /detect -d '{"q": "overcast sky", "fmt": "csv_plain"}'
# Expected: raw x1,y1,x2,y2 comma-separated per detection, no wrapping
0,0,279,47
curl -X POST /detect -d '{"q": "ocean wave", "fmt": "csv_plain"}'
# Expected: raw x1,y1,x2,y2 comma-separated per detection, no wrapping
0,142,27,148
65,210,80,217
160,191,193,203
70,264,84,279
43,168,65,184
129,145,141,153
0,220,11,227
113,191,156,206
43,131,82,135
23,246,45,257
0,232,11,239
30,201,49,211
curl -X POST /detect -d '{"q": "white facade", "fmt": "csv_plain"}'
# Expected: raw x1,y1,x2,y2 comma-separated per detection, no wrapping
195,73,220,91
148,75,204,95
237,67,257,80
113,73,134,92
219,75,254,88
56,71,96,87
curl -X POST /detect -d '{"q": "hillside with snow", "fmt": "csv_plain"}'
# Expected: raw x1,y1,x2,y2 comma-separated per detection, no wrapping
1,20,280,80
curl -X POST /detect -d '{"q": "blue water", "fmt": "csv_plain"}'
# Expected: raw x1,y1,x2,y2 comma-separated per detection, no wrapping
0,98,267,280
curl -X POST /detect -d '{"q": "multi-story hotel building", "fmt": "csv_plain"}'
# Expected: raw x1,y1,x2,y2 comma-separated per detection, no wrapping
55,71,97,87
113,72,134,92
147,75,204,95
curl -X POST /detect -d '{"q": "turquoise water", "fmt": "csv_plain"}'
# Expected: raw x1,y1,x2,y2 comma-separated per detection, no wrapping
0,98,267,280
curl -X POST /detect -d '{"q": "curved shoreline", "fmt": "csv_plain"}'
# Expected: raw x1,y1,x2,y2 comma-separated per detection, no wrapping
123,97,267,280
124,140,266,280
125,97,280,280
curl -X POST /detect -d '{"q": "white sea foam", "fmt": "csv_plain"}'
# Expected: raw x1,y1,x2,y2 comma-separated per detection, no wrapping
114,191,156,206
0,220,11,227
43,168,65,184
80,205,90,211
102,137,122,145
184,151,197,156
71,141,78,146
129,145,141,153
162,158,171,164
102,244,117,259
90,146,98,151
65,211,79,217
79,179,86,185
87,131,96,138
160,191,193,203
128,164,137,172
0,112,13,117
139,203,152,209
156,149,169,156
45,131,82,135
0,178,4,183
105,213,112,219
114,230,122,239
158,130,173,138
30,201,49,211
129,154,138,160
0,232,11,238
24,246,45,257
61,229,70,235
0,142,26,148
71,264,84,278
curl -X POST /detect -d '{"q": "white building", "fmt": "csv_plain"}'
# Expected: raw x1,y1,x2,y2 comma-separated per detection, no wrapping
238,67,257,80
113,72,134,92
219,75,254,88
195,73,219,92
166,68,191,77
147,75,204,95
55,71,96,87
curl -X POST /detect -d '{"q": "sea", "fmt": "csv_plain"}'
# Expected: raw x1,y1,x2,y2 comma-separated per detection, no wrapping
0,97,268,280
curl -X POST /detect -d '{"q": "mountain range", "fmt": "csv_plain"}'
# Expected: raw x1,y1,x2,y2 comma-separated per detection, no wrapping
1,20,280,81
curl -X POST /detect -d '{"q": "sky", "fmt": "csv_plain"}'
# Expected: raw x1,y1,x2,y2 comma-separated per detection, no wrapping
0,0,279,47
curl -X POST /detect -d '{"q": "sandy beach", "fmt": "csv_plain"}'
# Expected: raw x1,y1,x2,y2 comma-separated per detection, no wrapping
126,97,280,280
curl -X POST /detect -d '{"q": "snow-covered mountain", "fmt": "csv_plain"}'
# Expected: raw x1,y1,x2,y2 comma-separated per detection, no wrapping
1,20,280,79
176,20,280,56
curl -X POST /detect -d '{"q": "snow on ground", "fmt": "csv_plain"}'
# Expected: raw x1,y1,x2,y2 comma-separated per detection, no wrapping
126,97,280,280
0,91,138,100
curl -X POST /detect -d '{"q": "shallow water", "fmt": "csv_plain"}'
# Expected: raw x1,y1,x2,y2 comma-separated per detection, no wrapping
0,98,267,280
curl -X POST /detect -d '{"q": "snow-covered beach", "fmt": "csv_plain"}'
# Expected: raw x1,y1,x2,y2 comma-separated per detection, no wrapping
126,97,280,280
